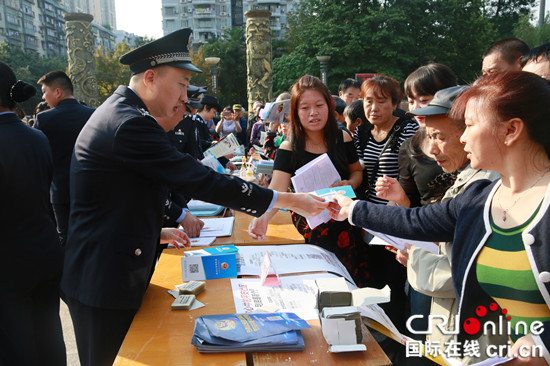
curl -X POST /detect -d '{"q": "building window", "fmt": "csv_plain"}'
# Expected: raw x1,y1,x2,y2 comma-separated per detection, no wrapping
166,19,176,29
7,13,20,25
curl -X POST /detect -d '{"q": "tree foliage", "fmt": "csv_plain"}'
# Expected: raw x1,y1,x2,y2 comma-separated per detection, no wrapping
0,42,68,114
514,14,550,47
201,27,247,107
94,43,133,103
280,0,533,92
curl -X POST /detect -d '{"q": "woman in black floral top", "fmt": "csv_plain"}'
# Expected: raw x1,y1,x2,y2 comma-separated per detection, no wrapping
249,75,370,286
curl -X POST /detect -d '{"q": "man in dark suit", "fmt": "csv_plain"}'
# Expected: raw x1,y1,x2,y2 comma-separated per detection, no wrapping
61,28,328,366
34,70,94,247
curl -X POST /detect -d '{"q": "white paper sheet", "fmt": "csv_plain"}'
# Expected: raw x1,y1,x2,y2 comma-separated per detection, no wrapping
198,217,235,237
167,236,216,249
230,273,341,320
360,304,408,343
290,153,342,229
366,229,439,254
236,244,355,285
189,237,216,247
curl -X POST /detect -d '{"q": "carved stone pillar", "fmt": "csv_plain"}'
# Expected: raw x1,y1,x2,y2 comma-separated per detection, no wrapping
63,13,98,107
245,10,272,114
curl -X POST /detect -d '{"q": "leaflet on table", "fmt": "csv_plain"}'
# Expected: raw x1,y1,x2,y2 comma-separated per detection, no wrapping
168,236,216,248
366,228,439,254
290,153,343,229
198,217,235,237
204,133,240,158
184,245,239,257
236,244,354,284
182,253,237,281
187,199,224,217
231,273,342,320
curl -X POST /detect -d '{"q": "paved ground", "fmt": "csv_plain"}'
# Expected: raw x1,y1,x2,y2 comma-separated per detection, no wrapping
60,300,80,366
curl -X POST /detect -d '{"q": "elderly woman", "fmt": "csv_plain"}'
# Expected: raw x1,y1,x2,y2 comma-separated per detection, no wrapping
331,71,550,365
354,75,419,203
0,62,66,365
353,75,419,335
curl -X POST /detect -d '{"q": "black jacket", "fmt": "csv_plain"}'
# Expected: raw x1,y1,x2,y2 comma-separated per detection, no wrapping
0,112,62,291
34,98,94,204
62,86,274,309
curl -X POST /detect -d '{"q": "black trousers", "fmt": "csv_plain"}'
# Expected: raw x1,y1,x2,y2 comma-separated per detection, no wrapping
65,297,136,366
52,203,69,248
0,277,66,366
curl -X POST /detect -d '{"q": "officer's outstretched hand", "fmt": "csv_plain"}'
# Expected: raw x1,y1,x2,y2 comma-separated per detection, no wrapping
160,227,190,249
181,212,204,238
276,192,329,218
328,194,354,221
249,216,269,241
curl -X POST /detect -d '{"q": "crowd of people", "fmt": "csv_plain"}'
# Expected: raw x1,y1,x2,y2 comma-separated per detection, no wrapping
2,27,550,366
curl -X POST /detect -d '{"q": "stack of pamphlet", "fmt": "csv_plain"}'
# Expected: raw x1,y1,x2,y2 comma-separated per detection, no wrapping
187,199,224,217
255,160,274,175
191,312,310,353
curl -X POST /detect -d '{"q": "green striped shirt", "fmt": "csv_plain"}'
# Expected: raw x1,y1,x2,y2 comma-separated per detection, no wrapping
476,205,550,341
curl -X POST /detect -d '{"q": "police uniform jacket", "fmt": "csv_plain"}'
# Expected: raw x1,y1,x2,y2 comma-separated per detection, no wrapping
62,86,274,310
348,179,550,359
34,98,94,204
0,112,62,291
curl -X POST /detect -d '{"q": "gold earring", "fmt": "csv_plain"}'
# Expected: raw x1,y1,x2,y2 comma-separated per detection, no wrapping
504,140,508,145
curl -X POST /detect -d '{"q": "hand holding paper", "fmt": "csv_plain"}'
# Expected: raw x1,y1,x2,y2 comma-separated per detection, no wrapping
160,227,190,249
328,194,354,222
275,192,329,218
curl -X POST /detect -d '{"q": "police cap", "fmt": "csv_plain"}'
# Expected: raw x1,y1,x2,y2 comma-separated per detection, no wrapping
119,28,202,74
187,85,207,109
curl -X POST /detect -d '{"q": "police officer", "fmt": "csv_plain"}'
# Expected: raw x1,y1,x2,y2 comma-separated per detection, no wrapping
163,85,207,235
61,28,328,366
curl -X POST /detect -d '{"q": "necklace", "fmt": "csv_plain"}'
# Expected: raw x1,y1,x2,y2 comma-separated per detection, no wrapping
497,168,550,222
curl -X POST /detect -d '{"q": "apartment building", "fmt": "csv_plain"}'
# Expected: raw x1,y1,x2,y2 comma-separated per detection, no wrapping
161,0,297,43
0,0,116,57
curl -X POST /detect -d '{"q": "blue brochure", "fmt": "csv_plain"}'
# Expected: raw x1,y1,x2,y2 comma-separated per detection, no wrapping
201,312,310,342
313,185,356,202
181,253,238,281
191,313,308,353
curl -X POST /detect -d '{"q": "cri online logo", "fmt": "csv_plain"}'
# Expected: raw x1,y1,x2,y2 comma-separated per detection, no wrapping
407,302,544,337
462,302,510,335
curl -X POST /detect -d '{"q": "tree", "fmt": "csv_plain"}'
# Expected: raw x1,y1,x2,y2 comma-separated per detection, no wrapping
0,42,67,114
201,27,247,107
514,14,550,47
94,43,133,103
484,0,536,39
281,0,533,88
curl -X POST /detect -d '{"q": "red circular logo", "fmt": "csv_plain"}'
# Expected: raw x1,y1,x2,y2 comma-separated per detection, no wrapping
463,318,481,335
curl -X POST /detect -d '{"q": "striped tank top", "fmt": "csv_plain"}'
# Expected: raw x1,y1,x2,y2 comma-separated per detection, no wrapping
476,204,550,341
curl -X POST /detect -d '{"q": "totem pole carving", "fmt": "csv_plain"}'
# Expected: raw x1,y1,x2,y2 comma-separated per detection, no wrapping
245,10,272,114
63,13,98,107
